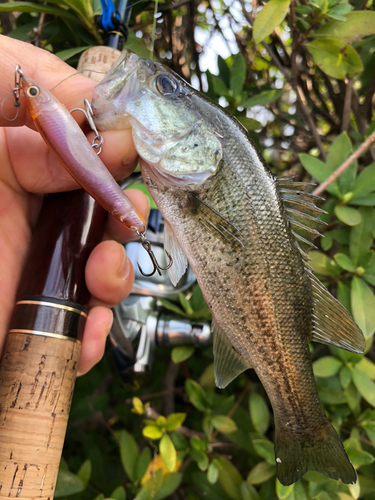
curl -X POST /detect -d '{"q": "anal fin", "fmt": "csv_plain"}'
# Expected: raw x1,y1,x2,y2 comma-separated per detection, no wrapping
213,321,250,389
308,269,365,354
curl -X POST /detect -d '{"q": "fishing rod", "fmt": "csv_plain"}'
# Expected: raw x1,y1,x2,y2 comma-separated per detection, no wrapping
0,2,132,497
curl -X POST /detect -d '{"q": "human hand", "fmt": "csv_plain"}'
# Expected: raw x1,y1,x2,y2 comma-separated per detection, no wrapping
0,36,148,375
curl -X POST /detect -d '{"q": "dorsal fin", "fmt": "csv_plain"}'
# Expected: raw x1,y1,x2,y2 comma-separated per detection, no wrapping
276,178,365,354
276,177,327,254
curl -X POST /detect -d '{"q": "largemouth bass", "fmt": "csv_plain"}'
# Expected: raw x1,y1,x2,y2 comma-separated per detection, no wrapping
92,50,365,486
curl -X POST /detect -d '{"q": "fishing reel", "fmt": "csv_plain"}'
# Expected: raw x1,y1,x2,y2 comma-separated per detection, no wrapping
109,206,212,383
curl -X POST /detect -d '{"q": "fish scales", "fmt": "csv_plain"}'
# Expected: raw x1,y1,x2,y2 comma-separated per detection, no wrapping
92,49,364,485
143,128,319,430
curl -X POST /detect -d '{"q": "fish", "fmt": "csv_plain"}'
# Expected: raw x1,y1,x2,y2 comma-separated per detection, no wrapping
92,50,365,486
20,71,145,232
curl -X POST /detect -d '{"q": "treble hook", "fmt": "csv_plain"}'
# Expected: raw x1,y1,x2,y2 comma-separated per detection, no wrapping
70,99,104,155
136,229,173,277
13,65,23,108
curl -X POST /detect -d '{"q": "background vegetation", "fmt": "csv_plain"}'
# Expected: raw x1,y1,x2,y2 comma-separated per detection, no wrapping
1,0,375,498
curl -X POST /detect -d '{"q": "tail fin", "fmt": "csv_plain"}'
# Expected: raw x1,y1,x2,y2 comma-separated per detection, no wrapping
274,421,356,486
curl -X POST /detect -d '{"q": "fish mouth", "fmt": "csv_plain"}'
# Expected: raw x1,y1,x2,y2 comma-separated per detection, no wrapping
95,49,140,100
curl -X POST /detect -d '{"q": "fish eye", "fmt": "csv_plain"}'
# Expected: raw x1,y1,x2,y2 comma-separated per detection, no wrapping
155,74,179,96
26,86,39,97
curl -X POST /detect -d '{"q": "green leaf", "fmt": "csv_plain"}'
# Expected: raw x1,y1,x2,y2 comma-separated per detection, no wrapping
349,207,374,265
217,457,243,500
346,447,374,467
349,194,375,206
124,30,151,59
212,76,230,97
143,425,164,439
245,89,284,108
55,470,85,498
241,482,260,500
236,116,262,131
178,292,194,315
334,206,361,226
326,133,356,194
305,39,364,79
299,154,338,195
157,299,187,317
249,393,270,435
253,0,291,44
0,1,78,22
230,53,246,97
172,432,188,451
353,163,375,197
134,489,150,500
166,413,186,432
313,11,375,43
293,482,309,500
185,380,210,411
337,280,352,313
110,486,126,500
317,385,347,404
120,430,139,482
197,452,210,471
252,438,275,464
211,415,238,434
77,459,91,486
327,3,352,21
155,473,183,500
160,434,177,472
207,461,220,484
350,365,375,406
334,253,356,272
246,461,276,484
141,469,164,499
351,277,375,338
136,447,152,483
276,480,294,499
313,356,343,377
55,45,91,61
171,345,195,364
356,357,375,380
340,366,352,389
309,251,341,276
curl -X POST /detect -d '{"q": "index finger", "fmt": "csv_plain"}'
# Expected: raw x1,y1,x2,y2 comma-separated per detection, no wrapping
0,35,97,129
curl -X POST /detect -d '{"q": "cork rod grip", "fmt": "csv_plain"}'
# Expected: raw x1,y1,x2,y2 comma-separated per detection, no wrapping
0,330,81,498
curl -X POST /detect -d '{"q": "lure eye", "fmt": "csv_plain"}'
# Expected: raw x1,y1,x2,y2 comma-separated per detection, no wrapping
155,74,179,96
26,86,39,97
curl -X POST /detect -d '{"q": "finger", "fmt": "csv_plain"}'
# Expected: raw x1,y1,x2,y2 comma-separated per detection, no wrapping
0,36,96,129
104,189,150,242
85,240,135,308
77,306,113,376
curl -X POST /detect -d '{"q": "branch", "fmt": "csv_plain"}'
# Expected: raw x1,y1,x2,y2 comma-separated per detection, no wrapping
312,131,375,196
342,78,353,132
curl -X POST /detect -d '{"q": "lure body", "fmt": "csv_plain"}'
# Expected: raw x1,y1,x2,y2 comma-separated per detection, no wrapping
21,73,145,232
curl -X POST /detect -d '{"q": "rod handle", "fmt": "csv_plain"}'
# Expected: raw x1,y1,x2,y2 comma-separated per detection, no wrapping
0,328,81,498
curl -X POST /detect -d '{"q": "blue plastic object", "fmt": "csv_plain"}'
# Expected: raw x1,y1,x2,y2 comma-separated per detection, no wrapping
100,0,120,31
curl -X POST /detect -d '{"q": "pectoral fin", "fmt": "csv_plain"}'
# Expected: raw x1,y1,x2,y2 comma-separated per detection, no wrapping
308,269,365,353
164,221,188,286
188,193,245,251
213,321,250,389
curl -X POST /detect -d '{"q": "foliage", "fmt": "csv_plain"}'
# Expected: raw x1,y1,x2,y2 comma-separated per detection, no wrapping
1,0,375,498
